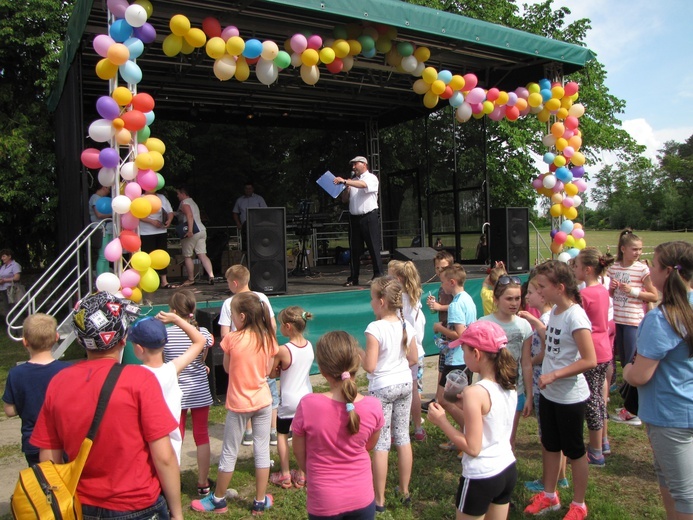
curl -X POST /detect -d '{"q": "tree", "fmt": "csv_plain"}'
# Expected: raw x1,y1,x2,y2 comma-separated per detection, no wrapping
0,0,73,266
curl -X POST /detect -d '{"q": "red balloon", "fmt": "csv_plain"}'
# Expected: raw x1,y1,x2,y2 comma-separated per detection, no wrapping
119,230,142,253
120,110,147,131
462,73,478,91
505,105,520,121
326,57,343,74
486,88,499,101
549,163,557,172
202,17,222,38
81,148,102,169
440,86,453,100
246,57,259,65
131,93,155,113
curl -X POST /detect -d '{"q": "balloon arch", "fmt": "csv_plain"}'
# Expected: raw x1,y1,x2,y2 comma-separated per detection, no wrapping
82,0,589,300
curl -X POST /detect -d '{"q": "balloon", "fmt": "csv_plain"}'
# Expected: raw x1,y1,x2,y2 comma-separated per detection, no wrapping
120,110,146,131
572,228,585,240
430,80,446,96
466,87,486,105
137,169,158,191
156,173,165,191
527,92,543,108
300,64,319,85
256,58,278,85
213,55,236,81
542,134,556,147
120,161,137,181
120,212,140,230
551,122,565,138
93,35,116,58
553,155,567,168
564,235,575,248
301,48,319,67
234,56,250,81
573,195,583,208
259,40,279,61
342,56,354,72
560,220,574,234
564,81,579,96
124,4,148,27
112,194,132,213
397,41,413,57
120,269,141,289
96,272,121,294
462,73,478,90
119,61,142,84
135,152,153,170
148,150,164,172
326,57,343,74
449,91,464,107
98,148,119,169
119,229,141,252
124,182,142,200
550,192,563,204
139,267,160,293
456,102,472,122
163,34,183,57
557,252,571,263
273,50,291,69
550,204,562,218
104,238,123,262
131,93,154,113
202,17,222,38
562,197,574,208
421,67,437,84
123,37,144,59
554,231,567,245
133,22,156,44
414,46,431,62
306,34,323,50
571,152,586,166
149,249,171,270
89,119,115,142
575,238,586,250
550,242,563,255
110,19,133,43
129,197,152,218
170,14,191,36
401,55,418,73
98,167,116,187
543,152,555,165
144,138,165,155
568,103,585,118
423,91,439,109
128,287,142,303
130,251,151,272
143,194,162,213
221,25,240,41
332,39,350,59
564,206,578,220
564,182,579,197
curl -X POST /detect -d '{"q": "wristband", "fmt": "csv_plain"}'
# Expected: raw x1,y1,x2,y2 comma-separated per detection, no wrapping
630,287,641,299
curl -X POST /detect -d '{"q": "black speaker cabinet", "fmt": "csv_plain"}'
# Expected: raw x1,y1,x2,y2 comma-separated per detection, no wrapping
392,247,438,283
489,207,530,274
247,207,287,295
196,308,225,402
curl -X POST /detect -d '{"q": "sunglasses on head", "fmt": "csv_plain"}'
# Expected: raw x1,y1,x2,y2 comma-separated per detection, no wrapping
497,275,521,285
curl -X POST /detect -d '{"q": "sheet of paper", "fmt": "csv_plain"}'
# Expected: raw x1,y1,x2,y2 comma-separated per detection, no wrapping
316,170,346,198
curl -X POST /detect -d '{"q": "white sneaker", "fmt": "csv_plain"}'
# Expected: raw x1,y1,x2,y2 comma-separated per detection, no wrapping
610,407,642,426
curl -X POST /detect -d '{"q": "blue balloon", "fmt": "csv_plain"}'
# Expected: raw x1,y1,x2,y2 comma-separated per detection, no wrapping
538,78,551,90
449,91,464,107
119,61,142,84
543,152,555,165
95,197,113,215
144,111,155,125
242,38,262,59
560,220,574,234
437,70,453,84
361,47,377,58
110,19,133,43
540,88,552,102
567,247,580,258
555,166,570,182
124,37,144,59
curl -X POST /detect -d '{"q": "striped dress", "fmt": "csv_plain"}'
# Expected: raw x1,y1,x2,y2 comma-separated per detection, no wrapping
163,325,214,409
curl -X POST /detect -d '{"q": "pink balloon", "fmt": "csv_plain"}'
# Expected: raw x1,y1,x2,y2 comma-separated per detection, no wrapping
306,34,323,50
465,87,486,105
104,238,123,262
120,212,140,230
515,87,529,99
565,116,579,130
81,148,102,169
563,146,575,158
119,268,141,288
572,228,585,239
574,179,588,192
554,231,567,245
290,33,307,54
562,129,574,139
220,25,239,41
121,287,133,298
470,102,483,114
552,181,564,193
107,0,128,18
564,81,579,97
562,197,574,208
137,144,149,154
137,169,158,191
462,73,478,91
532,177,543,189
93,34,116,57
124,182,142,200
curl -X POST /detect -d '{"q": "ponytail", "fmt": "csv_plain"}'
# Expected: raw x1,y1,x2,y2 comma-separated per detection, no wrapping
492,348,518,391
341,372,361,435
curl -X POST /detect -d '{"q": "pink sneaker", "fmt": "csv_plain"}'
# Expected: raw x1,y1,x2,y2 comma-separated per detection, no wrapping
564,503,588,519
414,428,427,441
610,407,642,426
524,492,561,515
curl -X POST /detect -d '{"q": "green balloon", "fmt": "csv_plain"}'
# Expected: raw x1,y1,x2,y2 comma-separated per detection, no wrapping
397,41,414,57
137,125,151,142
274,50,291,69
156,173,165,191
358,35,375,52
333,25,348,40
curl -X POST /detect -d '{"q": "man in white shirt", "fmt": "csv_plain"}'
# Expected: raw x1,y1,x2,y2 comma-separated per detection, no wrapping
333,156,383,286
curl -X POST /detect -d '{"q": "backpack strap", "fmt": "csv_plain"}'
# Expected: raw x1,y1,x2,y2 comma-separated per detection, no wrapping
86,363,125,441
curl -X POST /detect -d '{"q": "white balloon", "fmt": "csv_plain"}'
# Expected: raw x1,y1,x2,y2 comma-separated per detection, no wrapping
290,52,302,68
124,4,148,28
542,134,556,147
542,174,557,189
256,58,278,85
572,195,582,207
98,167,116,187
456,102,472,123
401,55,418,73
213,55,236,81
120,161,137,180
412,61,425,77
557,252,571,263
96,272,121,294
300,64,319,85
111,195,132,214
88,119,115,142
342,55,354,72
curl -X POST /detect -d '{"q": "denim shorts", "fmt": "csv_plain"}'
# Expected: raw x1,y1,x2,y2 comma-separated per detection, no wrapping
82,494,169,520
268,377,279,409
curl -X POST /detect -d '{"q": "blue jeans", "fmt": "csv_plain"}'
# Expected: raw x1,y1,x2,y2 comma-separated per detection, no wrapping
82,494,169,520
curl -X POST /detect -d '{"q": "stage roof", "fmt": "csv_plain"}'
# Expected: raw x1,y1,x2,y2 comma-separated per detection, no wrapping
49,0,595,129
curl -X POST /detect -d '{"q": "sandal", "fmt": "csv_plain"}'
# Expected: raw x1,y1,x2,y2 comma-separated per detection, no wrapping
161,283,175,289
290,469,306,489
269,472,292,489
197,478,215,496
177,279,195,287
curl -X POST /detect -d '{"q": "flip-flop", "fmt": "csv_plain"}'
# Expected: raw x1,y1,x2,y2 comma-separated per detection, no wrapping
172,279,195,288
161,283,175,289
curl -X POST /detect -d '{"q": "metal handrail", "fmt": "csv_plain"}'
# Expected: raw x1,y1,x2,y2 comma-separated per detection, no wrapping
529,221,552,264
5,220,110,348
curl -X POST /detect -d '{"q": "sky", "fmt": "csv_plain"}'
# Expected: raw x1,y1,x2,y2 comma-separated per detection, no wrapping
521,0,692,208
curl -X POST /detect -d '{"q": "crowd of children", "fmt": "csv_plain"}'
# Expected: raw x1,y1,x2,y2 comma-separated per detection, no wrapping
4,229,689,520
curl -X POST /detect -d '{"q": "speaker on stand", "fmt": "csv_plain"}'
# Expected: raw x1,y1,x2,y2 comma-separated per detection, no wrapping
489,207,530,274
247,207,287,295
392,247,438,282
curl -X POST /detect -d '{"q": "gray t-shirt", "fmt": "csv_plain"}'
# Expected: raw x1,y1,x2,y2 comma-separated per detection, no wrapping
480,313,533,396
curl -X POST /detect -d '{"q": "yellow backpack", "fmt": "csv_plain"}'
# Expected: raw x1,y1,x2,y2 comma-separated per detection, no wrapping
11,364,124,519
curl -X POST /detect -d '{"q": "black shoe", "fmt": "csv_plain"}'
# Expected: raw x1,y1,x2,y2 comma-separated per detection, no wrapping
343,280,357,287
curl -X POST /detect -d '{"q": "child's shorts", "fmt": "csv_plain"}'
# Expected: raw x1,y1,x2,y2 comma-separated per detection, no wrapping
516,393,526,413
456,462,517,516
268,377,279,409
539,394,586,460
410,356,424,393
439,364,466,388
276,416,294,435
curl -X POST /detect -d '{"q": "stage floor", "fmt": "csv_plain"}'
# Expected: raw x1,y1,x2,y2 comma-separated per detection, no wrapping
147,263,490,306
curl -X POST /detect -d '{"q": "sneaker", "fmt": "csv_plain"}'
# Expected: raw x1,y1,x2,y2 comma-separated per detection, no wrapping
251,494,273,516
610,408,642,426
558,478,570,489
602,440,611,455
421,398,436,412
609,383,619,393
564,503,588,520
270,431,278,446
242,431,253,446
197,478,215,496
439,440,456,451
191,493,227,513
524,479,544,492
287,431,293,442
587,450,605,467
524,492,561,515
414,428,427,442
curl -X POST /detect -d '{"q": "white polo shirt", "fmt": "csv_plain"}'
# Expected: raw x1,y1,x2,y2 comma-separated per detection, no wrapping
348,171,379,216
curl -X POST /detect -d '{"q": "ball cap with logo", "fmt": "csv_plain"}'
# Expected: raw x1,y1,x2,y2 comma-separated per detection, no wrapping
72,291,141,351
448,320,508,353
128,317,168,349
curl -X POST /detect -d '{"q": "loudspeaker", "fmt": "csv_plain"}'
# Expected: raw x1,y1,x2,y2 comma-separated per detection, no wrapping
489,207,530,274
247,207,287,295
196,308,225,402
393,247,438,283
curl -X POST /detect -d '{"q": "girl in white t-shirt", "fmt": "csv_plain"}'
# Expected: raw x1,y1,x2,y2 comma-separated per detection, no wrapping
524,260,596,520
269,306,314,490
428,320,518,520
362,276,418,513
388,259,427,441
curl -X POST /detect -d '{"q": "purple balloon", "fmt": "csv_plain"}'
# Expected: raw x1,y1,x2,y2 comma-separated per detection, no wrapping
571,166,585,178
99,148,120,169
96,96,120,120
550,229,558,239
133,22,156,44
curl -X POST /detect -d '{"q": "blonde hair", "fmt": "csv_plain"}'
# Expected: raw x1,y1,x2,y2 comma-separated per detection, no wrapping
488,264,507,285
231,292,274,354
278,305,313,333
22,313,57,351
370,276,408,354
316,331,362,435
225,264,250,286
441,263,467,286
388,260,423,305
168,290,199,328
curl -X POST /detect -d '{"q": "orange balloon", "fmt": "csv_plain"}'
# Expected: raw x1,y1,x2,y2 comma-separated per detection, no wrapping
144,194,162,213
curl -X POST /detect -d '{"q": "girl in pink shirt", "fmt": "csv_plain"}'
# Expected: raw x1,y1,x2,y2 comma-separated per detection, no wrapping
293,331,384,519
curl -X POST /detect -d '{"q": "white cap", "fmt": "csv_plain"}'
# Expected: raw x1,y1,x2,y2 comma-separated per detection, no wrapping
349,156,368,164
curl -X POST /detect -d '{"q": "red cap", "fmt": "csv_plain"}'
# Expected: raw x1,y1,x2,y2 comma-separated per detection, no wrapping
449,320,508,353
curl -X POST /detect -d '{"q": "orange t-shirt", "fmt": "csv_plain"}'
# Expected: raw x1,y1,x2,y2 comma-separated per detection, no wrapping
221,330,278,413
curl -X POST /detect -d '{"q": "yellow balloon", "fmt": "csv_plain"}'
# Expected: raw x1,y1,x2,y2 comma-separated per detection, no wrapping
564,183,578,196
130,197,152,219
226,36,245,56
170,14,191,37
565,235,575,248
112,86,133,106
550,204,562,218
482,100,494,114
149,249,171,270
347,39,361,56
556,107,569,120
571,151,586,166
561,97,573,110
235,56,250,81
185,28,207,48
144,138,166,155
430,80,446,95
332,39,350,59
134,0,153,18
537,109,550,123
96,58,119,80
413,46,431,62
206,37,226,60
564,206,578,220
301,48,319,67
130,251,151,272
575,238,587,250
527,82,540,94
423,91,439,109
553,155,566,167
135,152,153,170
448,75,465,91
385,49,402,67
551,86,565,99
148,150,164,172
544,98,560,112
527,92,543,108
319,47,335,64
496,91,509,106
139,267,160,293
422,67,438,85
162,34,183,57
568,103,584,117
555,138,568,151
129,287,143,303
180,39,194,55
